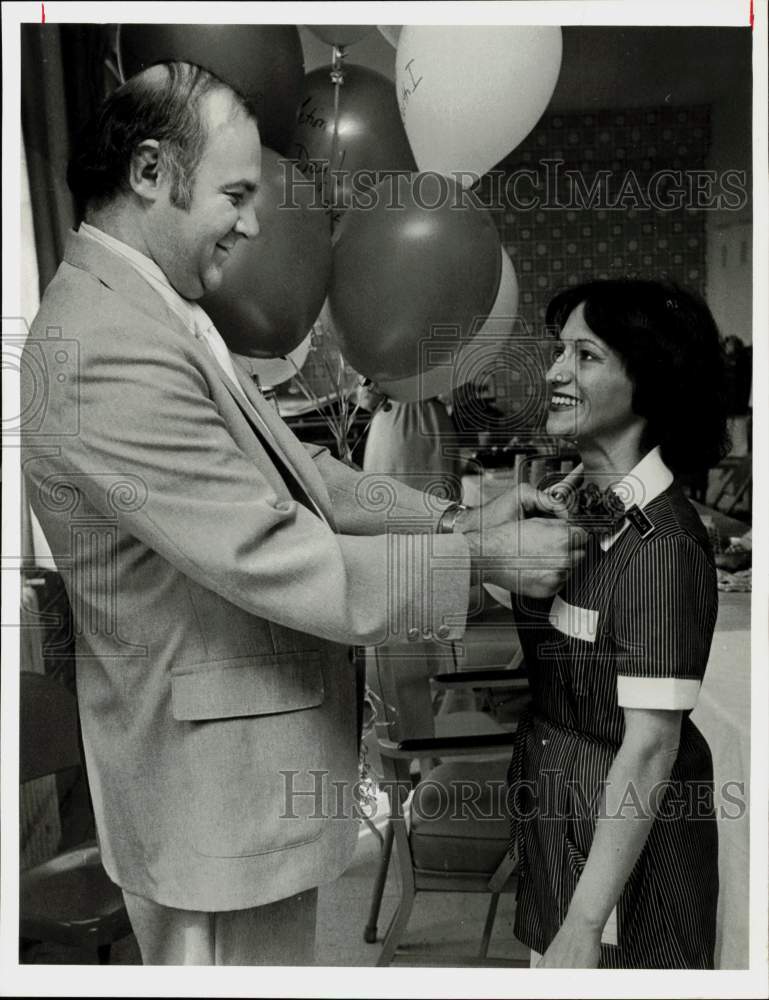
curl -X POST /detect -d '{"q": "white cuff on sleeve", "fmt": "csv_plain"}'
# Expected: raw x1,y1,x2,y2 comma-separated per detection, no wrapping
616,675,701,710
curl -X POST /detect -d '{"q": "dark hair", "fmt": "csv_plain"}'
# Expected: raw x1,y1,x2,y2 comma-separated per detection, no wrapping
67,61,257,215
545,279,731,475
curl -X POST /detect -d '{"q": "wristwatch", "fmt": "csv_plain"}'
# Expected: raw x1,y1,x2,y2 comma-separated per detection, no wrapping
436,502,470,534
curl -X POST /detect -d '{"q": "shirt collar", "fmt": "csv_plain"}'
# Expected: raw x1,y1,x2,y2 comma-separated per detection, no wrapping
79,222,207,333
80,221,170,288
594,446,674,551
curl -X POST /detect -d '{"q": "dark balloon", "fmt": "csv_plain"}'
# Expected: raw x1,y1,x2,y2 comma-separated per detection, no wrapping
288,63,416,215
328,173,501,382
200,148,331,358
307,25,375,48
118,24,305,154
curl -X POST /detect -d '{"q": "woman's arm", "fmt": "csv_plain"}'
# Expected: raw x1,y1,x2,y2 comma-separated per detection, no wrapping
538,707,682,968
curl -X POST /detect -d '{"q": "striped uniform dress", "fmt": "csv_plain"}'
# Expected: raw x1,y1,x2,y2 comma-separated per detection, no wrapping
507,449,719,968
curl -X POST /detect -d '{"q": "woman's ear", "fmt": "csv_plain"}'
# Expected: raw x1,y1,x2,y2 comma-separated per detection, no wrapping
128,140,162,201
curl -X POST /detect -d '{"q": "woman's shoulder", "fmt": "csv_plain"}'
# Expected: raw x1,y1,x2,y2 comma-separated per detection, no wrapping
611,484,717,602
639,483,712,555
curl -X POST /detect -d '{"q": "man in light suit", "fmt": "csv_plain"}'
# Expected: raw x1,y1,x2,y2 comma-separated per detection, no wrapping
22,62,584,965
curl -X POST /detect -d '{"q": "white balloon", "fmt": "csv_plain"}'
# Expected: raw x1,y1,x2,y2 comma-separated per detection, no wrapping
377,25,401,48
376,247,519,402
396,26,562,185
233,333,312,389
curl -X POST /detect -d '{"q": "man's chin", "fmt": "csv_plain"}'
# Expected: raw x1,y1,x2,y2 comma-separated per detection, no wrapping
200,268,225,298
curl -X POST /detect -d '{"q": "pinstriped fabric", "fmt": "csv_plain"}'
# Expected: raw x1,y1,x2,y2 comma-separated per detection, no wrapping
507,484,719,968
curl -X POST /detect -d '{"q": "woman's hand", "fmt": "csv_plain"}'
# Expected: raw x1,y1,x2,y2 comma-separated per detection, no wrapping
537,920,601,968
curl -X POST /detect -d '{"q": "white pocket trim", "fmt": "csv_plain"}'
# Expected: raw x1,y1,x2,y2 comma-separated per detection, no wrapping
548,594,599,644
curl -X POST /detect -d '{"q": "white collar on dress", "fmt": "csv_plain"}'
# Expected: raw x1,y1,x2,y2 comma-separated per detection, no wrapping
590,446,674,551
557,446,673,551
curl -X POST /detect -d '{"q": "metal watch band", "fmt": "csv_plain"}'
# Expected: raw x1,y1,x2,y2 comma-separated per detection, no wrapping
437,502,469,534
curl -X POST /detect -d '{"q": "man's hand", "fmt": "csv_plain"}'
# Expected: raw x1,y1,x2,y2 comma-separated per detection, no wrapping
457,481,573,535
463,517,588,598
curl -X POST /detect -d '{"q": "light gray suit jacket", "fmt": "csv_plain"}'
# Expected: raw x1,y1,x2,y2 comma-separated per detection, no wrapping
21,230,471,911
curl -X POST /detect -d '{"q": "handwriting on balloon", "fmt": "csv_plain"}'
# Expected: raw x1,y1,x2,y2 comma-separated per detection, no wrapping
297,96,326,130
398,59,423,117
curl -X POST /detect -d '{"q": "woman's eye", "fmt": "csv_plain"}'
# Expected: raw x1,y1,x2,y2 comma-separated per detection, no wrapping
551,344,566,363
579,349,599,362
226,192,242,206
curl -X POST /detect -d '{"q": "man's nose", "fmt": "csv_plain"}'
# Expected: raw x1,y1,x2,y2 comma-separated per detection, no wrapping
235,204,259,240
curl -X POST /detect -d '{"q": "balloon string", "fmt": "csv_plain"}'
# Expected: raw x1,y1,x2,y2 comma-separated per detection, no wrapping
329,44,346,210
115,23,125,83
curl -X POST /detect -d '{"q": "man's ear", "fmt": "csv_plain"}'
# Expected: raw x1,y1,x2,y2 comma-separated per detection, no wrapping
128,140,162,201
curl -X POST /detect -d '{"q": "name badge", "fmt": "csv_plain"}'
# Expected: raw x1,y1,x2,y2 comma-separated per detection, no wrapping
626,505,654,539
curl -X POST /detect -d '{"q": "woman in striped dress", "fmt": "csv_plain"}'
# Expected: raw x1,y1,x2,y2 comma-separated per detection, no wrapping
507,279,730,968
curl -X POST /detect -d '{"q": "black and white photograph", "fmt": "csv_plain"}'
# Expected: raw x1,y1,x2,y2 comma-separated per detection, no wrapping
1,1,766,997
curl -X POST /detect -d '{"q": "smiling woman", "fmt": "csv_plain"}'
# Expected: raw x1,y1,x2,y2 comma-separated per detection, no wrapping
545,301,644,468
543,280,730,474
507,279,731,969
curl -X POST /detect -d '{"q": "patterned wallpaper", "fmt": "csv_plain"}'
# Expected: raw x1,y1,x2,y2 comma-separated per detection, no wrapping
486,103,711,332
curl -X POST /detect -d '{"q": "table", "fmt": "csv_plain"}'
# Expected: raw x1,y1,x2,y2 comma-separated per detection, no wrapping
691,591,751,969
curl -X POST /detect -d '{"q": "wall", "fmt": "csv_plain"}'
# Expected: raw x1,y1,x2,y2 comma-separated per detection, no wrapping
704,68,753,345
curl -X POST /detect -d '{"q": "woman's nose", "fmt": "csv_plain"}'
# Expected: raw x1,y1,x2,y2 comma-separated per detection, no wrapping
546,350,571,385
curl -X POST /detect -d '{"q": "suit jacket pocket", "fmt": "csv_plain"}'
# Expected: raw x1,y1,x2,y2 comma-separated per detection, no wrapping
170,653,325,721
172,653,330,858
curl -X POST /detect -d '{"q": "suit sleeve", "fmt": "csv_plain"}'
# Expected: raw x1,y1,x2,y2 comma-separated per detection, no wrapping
23,308,470,647
612,534,718,710
303,442,451,535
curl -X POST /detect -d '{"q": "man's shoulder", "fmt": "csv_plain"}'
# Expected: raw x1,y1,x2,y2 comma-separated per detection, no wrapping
32,257,128,338
30,257,184,356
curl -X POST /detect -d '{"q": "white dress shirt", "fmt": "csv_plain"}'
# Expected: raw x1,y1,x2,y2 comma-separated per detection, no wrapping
79,222,250,405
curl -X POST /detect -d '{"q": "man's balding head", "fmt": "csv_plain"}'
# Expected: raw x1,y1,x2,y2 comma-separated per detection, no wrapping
67,62,257,216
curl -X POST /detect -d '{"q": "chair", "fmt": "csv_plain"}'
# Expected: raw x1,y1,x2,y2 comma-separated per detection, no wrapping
362,627,530,967
19,671,132,963
708,455,752,518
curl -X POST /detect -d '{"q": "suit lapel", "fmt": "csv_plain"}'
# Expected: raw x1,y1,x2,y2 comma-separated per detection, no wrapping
64,228,336,525
226,360,337,526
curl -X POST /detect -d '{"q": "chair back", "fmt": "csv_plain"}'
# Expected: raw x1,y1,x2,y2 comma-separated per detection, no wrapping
20,671,81,783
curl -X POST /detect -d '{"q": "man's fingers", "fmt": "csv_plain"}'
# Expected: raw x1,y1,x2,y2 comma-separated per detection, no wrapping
543,465,584,517
519,483,569,519
569,525,589,550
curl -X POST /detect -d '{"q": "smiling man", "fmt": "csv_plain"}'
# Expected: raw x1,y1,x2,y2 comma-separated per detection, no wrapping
22,61,585,966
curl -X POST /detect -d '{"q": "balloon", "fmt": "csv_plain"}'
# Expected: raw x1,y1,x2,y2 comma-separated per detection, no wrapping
377,25,402,48
396,26,562,183
375,247,519,402
200,148,331,358
118,24,304,154
328,172,501,382
288,64,416,215
307,25,375,48
233,333,311,389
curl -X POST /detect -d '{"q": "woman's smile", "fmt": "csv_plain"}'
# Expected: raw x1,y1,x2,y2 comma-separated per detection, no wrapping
549,391,582,410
